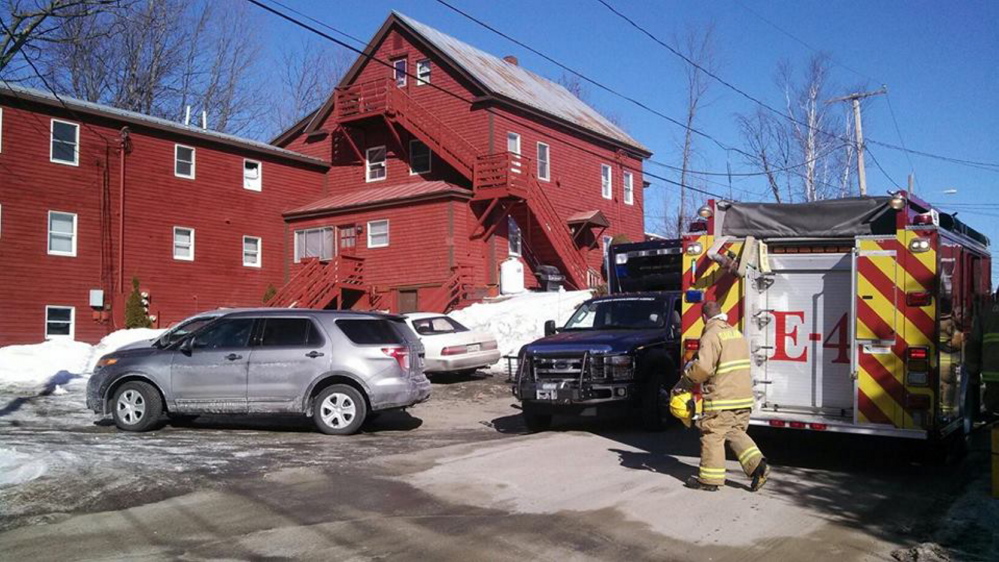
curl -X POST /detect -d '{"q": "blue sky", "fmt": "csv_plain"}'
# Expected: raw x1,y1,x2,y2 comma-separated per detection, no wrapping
260,0,997,268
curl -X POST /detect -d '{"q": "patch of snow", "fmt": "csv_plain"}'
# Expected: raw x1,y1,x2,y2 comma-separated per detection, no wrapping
84,328,164,373
0,328,165,396
0,340,92,395
451,290,592,371
0,448,48,487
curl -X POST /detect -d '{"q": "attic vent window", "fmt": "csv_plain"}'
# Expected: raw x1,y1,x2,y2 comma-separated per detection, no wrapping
392,58,407,87
243,159,261,191
416,59,431,86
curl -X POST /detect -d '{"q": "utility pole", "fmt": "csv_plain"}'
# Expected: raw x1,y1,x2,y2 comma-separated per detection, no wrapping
826,86,887,196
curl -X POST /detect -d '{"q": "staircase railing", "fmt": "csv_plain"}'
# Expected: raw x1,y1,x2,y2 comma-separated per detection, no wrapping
423,264,475,313
523,175,589,289
268,255,366,310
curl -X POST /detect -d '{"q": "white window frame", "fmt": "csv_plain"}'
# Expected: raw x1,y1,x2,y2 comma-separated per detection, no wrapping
173,226,195,261
366,145,387,182
242,235,261,268
174,144,196,179
50,118,79,166
623,171,634,205
47,210,77,257
536,142,550,181
409,140,432,175
416,59,431,86
392,58,407,87
601,164,613,200
293,227,334,263
243,159,262,191
367,219,389,248
507,216,522,257
44,305,75,340
507,132,521,155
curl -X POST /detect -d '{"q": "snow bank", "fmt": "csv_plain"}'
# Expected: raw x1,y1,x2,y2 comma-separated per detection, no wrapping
451,290,592,371
0,328,164,395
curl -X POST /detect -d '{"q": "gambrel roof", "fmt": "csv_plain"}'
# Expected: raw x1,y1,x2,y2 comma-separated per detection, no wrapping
278,12,649,157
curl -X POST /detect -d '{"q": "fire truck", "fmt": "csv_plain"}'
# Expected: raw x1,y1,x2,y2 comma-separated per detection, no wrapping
681,192,991,446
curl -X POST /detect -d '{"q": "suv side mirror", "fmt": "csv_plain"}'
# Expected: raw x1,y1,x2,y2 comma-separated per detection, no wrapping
544,320,557,337
179,337,194,354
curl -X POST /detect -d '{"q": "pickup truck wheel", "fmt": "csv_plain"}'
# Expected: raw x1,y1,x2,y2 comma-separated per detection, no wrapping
640,370,667,432
314,385,367,435
522,403,552,432
111,381,163,432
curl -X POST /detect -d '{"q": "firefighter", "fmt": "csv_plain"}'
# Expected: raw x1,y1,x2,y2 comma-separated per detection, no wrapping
967,289,999,415
677,301,769,492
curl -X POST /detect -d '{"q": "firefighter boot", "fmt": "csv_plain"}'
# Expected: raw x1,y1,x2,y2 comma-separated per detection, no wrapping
685,476,719,492
750,459,770,492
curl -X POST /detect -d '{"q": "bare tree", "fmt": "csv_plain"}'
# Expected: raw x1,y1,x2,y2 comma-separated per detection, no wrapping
675,23,717,232
739,53,861,202
556,70,589,102
271,38,352,134
0,0,121,75
34,0,264,135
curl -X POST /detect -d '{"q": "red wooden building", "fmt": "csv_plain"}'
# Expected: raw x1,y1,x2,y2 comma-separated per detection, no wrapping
0,12,650,345
0,85,328,345
271,12,651,313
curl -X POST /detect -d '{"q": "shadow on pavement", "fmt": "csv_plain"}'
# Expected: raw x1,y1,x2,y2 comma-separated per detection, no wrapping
161,409,423,434
0,370,81,419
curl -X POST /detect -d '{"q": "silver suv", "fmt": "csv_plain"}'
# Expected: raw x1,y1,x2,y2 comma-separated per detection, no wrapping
86,309,431,435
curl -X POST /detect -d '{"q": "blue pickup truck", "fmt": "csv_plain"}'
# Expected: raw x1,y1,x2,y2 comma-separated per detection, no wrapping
513,291,683,431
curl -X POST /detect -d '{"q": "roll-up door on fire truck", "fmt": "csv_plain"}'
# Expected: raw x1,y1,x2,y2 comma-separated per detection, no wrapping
855,240,898,341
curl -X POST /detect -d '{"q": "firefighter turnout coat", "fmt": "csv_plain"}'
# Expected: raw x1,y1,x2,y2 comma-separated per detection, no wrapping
968,298,999,384
683,316,754,412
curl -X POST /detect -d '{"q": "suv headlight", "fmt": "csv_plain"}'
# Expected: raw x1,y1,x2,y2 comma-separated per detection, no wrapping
604,355,633,380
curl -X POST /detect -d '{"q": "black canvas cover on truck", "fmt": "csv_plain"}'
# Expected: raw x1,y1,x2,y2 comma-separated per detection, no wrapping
720,197,895,238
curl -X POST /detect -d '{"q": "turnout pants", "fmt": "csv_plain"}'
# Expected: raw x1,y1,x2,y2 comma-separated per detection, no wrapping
697,408,763,486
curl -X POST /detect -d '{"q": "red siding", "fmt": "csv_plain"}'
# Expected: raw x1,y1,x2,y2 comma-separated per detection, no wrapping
0,100,326,345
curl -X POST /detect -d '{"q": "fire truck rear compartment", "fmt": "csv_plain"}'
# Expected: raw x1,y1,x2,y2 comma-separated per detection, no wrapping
747,252,854,423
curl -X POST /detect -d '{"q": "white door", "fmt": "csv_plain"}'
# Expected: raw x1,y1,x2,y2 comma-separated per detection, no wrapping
748,253,854,416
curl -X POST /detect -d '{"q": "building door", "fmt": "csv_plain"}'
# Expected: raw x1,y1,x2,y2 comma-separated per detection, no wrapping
338,225,357,255
507,132,522,175
399,290,419,313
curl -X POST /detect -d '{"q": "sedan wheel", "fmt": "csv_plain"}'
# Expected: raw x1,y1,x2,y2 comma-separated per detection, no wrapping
111,381,163,432
313,385,367,435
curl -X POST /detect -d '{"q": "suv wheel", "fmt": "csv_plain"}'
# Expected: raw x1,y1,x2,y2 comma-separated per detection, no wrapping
111,381,163,432
640,370,667,432
522,402,552,432
314,385,367,435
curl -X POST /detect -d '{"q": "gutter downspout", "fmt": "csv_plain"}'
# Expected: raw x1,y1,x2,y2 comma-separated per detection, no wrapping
118,127,131,295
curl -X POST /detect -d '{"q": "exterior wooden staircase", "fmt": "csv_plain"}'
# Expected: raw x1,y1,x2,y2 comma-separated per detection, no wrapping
267,256,366,309
334,78,593,291
422,264,476,313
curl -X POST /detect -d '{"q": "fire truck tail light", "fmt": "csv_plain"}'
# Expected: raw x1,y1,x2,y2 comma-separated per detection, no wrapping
906,292,932,307
809,423,828,431
684,339,700,351
906,346,930,377
912,213,935,225
689,221,708,233
789,421,806,429
769,420,786,427
906,394,931,410
907,347,929,360
909,237,931,253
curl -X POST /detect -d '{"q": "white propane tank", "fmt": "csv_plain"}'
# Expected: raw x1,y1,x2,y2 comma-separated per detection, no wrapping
500,257,525,294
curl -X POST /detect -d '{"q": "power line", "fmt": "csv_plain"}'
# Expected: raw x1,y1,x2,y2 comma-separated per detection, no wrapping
866,147,902,189
246,0,729,201
884,92,919,188
596,0,999,173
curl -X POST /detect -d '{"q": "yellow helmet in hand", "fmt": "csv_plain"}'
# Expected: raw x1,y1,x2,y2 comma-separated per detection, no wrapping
669,391,703,428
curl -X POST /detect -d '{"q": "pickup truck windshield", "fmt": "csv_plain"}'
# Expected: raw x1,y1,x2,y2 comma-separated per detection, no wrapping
563,298,668,330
